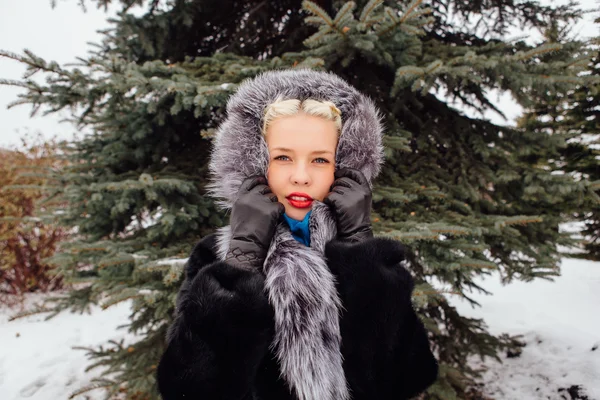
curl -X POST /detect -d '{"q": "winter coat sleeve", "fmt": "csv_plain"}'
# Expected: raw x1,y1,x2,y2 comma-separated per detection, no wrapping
325,237,439,400
156,233,274,400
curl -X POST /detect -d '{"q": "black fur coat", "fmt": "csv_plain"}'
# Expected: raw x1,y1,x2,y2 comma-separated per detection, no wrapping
156,232,438,399
156,69,438,399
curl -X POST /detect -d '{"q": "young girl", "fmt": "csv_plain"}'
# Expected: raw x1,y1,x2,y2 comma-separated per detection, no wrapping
156,69,438,400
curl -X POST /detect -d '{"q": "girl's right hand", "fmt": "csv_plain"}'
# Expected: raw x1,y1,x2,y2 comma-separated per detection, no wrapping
226,176,285,269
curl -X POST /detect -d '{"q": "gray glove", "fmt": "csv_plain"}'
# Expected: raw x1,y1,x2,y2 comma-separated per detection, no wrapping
324,168,374,243
225,176,285,269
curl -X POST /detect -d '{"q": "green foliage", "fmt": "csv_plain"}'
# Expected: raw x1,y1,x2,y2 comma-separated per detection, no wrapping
518,27,600,261
2,0,596,398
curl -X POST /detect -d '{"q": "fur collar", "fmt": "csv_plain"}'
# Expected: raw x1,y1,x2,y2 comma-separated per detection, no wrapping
206,69,385,400
214,202,347,400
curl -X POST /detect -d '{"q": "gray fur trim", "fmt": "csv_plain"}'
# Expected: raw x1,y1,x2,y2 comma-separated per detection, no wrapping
214,225,231,261
206,69,385,211
216,202,348,400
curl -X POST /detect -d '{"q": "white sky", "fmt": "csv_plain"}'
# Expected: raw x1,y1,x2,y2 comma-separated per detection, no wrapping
0,0,120,149
0,0,597,149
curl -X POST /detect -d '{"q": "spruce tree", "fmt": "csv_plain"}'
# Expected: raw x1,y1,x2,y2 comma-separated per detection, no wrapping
1,0,595,398
518,19,600,261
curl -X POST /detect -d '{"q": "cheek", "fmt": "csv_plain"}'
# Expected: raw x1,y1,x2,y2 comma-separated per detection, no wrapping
317,169,336,199
326,165,335,185
266,164,280,185
266,163,276,182
266,165,283,195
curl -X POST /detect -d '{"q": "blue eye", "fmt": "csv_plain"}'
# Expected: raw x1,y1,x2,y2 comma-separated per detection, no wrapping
273,156,330,164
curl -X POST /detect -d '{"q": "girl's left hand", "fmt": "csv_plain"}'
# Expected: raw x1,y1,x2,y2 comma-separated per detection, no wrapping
324,168,374,242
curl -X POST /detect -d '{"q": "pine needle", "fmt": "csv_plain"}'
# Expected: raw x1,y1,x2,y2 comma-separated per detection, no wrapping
359,0,384,22
302,1,334,27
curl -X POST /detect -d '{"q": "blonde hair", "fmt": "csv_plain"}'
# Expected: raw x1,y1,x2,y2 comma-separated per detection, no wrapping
262,98,342,136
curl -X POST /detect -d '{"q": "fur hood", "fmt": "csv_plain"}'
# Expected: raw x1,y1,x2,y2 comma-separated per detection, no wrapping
205,69,385,400
206,68,385,209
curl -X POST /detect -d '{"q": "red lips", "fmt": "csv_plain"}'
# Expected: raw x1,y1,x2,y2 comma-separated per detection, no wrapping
286,192,313,209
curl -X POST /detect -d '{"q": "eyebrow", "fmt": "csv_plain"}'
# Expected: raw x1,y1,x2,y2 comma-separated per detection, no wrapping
271,147,334,155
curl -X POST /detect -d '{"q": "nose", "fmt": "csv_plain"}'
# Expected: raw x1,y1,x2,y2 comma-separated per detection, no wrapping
290,162,311,185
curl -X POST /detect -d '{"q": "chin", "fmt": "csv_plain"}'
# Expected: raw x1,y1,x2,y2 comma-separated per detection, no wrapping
286,208,309,220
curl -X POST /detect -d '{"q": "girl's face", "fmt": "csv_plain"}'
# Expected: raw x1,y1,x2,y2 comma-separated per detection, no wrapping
265,113,338,221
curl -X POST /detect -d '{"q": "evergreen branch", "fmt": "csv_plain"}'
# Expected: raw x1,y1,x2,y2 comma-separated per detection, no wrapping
163,264,185,286
100,288,142,309
68,380,114,399
413,285,463,298
427,225,471,235
67,277,99,285
513,43,563,61
563,55,593,70
538,75,582,84
372,3,431,38
295,57,326,69
588,188,600,204
43,252,74,268
373,8,399,37
305,16,326,26
8,307,54,321
6,98,40,111
333,2,356,26
0,78,29,88
302,1,334,26
0,49,71,77
395,66,425,79
135,260,178,273
589,180,600,191
70,345,97,352
459,259,498,269
384,6,399,24
406,7,433,21
2,184,59,191
0,50,30,64
399,24,427,36
425,60,444,74
68,244,110,254
98,254,135,269
372,186,418,203
363,15,386,29
304,29,335,48
495,216,543,228
421,289,463,298
453,242,488,252
359,0,383,22
413,15,435,28
419,188,447,198
399,0,424,23
383,135,411,151
15,171,61,181
380,231,441,241
392,65,426,96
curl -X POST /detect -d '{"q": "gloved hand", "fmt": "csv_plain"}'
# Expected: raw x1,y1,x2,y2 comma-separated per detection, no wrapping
226,176,285,269
324,168,374,243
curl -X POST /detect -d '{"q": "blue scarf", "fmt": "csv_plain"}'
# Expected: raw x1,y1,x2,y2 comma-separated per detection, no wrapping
283,211,312,246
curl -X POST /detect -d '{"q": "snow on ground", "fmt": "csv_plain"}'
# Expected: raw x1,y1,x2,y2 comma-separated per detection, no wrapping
0,256,598,400
450,257,600,400
0,293,136,400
